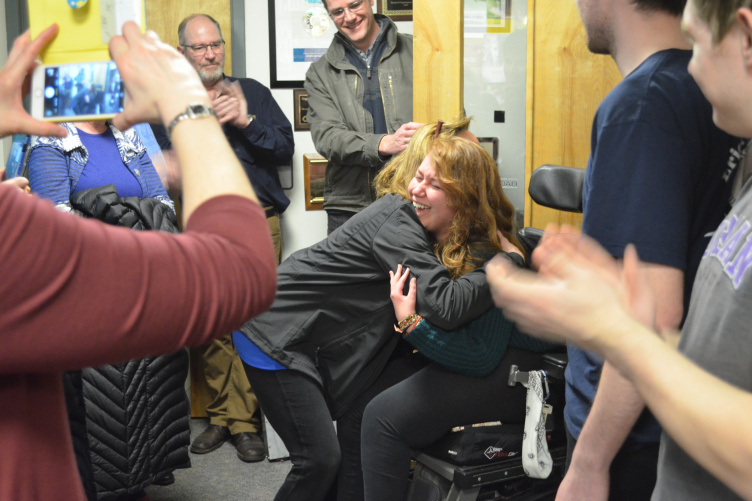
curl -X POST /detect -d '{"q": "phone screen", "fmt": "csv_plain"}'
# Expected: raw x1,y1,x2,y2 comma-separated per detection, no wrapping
41,62,124,119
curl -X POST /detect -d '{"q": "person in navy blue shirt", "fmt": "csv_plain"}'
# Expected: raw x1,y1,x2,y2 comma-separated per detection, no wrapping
151,13,294,465
548,1,746,500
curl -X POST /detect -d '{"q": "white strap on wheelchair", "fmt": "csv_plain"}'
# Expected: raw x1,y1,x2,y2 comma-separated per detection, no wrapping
521,370,553,479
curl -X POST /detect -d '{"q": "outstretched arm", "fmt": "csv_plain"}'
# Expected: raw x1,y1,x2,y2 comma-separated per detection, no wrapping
559,263,683,501
488,226,752,500
0,23,276,373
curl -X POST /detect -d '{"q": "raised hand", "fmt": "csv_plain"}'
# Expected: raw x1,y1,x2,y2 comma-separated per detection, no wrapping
0,25,66,139
389,264,417,323
109,22,209,131
213,80,249,128
378,122,422,156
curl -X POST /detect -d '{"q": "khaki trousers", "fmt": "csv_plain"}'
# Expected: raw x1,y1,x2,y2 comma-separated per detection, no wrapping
203,213,281,434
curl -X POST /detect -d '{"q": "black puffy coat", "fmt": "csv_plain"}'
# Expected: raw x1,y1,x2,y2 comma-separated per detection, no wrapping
64,186,188,500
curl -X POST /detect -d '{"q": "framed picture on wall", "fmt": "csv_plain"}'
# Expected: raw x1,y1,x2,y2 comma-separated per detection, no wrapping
268,0,338,88
376,0,412,21
293,89,311,131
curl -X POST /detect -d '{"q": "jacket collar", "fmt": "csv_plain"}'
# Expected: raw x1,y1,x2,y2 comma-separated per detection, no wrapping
32,121,144,167
326,14,399,69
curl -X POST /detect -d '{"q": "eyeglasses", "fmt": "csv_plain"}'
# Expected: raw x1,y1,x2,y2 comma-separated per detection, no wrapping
182,41,225,56
328,0,365,20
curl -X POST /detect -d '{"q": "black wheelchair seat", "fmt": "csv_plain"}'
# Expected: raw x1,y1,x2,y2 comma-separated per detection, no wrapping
407,353,568,501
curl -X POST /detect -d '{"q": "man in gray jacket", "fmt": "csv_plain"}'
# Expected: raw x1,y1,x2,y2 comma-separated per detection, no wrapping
305,0,419,233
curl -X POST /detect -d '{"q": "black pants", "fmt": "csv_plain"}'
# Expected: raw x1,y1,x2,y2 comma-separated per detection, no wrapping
243,352,428,501
361,348,544,501
565,427,660,501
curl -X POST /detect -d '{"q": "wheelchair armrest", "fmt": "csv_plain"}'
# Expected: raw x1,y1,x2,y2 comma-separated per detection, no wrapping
517,227,543,258
508,352,568,387
542,352,568,380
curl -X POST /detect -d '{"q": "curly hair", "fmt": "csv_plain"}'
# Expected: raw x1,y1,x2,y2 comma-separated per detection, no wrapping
373,117,522,277
424,137,522,279
374,117,472,200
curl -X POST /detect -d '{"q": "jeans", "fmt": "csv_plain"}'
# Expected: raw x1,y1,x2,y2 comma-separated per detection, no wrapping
243,351,428,501
361,348,544,501
243,365,340,501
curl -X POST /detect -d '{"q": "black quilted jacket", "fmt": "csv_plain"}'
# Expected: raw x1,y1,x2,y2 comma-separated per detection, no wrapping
63,185,189,500
81,353,190,499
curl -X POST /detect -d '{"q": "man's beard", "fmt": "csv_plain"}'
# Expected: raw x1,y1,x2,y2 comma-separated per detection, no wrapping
199,65,223,85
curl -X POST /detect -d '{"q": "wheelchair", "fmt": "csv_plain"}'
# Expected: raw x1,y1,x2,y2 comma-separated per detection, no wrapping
406,165,585,501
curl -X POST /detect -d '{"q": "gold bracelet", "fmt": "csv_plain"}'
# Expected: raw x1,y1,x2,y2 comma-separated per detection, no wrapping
394,313,422,333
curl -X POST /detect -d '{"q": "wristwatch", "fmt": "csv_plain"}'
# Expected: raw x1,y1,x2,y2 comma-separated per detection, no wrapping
167,103,218,136
247,114,255,127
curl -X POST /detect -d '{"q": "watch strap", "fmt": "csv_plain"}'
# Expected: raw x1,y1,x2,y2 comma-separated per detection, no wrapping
167,103,218,137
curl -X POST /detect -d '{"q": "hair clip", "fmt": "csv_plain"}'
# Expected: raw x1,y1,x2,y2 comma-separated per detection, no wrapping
434,120,443,139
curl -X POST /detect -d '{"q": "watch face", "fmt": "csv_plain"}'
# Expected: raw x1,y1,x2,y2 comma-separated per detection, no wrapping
189,104,209,116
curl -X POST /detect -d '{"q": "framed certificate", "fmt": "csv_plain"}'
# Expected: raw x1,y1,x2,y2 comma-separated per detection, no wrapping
268,0,337,88
376,0,412,21
293,89,310,131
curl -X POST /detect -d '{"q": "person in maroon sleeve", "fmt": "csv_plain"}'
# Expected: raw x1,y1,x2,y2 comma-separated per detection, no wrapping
0,22,277,501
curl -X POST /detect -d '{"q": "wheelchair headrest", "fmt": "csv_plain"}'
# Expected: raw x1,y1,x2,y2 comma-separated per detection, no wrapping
529,165,585,213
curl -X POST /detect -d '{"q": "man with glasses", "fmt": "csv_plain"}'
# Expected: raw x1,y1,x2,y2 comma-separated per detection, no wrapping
306,0,419,234
151,13,294,464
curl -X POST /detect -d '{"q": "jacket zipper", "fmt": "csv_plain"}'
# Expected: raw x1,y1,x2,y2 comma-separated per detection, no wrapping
389,75,395,120
355,76,369,130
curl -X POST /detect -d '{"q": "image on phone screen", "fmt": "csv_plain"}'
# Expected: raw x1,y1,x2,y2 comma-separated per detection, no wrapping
41,62,124,118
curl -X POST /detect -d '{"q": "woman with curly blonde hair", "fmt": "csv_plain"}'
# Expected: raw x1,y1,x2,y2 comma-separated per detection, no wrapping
236,117,534,501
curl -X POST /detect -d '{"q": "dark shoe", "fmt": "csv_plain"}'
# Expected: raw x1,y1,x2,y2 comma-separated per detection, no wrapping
233,432,266,463
152,471,175,486
190,424,229,454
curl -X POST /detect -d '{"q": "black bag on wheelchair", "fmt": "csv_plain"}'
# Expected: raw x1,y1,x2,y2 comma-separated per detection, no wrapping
421,422,524,467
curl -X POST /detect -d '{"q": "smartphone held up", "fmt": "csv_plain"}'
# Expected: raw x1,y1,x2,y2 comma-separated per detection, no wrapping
31,61,125,121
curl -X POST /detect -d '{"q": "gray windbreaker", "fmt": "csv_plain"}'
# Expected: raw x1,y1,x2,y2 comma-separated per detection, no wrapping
304,15,413,213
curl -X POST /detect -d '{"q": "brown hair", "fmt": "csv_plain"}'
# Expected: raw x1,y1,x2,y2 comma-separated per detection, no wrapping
426,137,522,278
690,0,752,41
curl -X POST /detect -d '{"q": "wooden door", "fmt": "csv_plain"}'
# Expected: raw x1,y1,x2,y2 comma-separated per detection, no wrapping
524,0,621,229
145,0,233,76
144,0,232,417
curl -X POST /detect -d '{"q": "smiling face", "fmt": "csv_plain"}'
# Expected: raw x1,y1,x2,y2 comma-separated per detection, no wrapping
326,0,379,52
683,0,752,136
408,155,456,244
179,16,225,87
